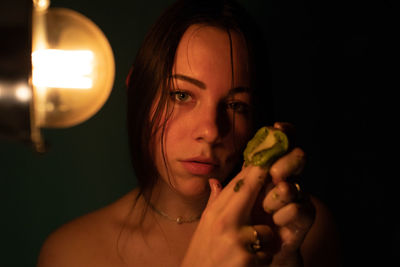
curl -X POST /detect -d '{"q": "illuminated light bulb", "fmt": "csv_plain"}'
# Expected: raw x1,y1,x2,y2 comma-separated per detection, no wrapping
32,49,94,89
0,0,115,151
30,0,115,149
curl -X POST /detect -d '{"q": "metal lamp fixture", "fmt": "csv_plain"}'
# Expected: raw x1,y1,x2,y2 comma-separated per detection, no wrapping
0,0,115,152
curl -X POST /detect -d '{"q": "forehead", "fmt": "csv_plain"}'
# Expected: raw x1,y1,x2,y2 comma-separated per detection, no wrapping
173,24,250,88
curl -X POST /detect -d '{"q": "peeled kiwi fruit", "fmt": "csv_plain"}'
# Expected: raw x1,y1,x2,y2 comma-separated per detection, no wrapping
243,126,289,169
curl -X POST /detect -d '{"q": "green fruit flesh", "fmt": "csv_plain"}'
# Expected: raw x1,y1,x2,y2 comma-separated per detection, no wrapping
243,127,289,168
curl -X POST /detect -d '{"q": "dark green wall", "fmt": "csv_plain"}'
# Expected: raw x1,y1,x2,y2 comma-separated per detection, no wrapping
1,1,175,265
0,0,393,266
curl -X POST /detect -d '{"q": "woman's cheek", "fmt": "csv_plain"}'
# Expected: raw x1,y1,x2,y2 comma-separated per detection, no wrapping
234,118,252,144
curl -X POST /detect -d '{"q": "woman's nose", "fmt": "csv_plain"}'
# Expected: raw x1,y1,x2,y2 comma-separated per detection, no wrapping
192,105,219,144
192,103,228,144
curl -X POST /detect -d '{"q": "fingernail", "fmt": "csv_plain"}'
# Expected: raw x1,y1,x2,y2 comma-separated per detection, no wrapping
212,180,221,191
272,190,280,200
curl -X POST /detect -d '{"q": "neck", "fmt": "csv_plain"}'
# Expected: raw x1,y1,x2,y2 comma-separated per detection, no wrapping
144,178,210,224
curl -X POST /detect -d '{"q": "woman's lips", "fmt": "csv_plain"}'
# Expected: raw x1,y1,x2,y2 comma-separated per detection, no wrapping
180,159,218,176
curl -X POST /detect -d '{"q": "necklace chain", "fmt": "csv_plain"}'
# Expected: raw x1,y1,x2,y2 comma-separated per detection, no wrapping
148,202,201,224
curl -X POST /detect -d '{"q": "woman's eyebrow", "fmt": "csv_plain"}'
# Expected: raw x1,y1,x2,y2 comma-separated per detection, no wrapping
228,86,251,96
171,74,251,94
171,74,206,89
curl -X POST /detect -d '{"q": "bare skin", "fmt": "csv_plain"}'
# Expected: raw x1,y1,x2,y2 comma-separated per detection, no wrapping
37,25,341,267
37,163,340,267
37,189,198,267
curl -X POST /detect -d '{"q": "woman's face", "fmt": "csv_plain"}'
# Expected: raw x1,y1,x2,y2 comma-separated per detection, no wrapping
153,25,253,198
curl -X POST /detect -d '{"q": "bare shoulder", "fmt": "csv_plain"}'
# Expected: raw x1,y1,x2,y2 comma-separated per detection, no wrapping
37,190,138,267
301,196,342,267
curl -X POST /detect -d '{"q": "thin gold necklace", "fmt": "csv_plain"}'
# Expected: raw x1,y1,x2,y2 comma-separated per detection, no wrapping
147,201,202,224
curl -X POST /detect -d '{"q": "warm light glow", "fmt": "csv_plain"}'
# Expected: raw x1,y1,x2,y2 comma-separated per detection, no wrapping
33,0,50,11
30,7,114,129
15,84,32,102
0,83,31,101
32,49,94,89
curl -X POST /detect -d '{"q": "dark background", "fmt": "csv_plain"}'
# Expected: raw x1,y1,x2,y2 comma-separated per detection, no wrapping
0,0,394,266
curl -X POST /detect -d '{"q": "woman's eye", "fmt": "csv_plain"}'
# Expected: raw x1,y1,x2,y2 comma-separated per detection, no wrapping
226,101,249,114
170,91,192,103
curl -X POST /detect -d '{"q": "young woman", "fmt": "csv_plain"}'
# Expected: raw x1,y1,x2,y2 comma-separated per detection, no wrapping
38,1,340,266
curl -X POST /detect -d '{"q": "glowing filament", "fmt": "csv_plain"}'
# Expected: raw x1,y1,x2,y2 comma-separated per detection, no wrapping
32,49,94,89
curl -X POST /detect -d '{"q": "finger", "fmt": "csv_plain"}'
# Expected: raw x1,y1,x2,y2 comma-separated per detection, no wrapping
273,122,296,136
254,250,273,267
205,178,222,209
240,225,275,265
253,225,275,250
223,166,269,221
272,202,315,253
200,167,250,221
207,166,268,224
273,122,296,148
240,225,274,250
269,148,305,184
272,202,315,231
263,182,298,214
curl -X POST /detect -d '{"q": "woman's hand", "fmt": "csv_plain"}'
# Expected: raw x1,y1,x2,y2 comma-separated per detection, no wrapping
259,122,316,266
181,122,315,267
181,165,274,267
263,148,315,266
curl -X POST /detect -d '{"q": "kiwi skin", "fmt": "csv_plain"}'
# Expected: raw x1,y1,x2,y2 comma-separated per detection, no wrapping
243,127,289,169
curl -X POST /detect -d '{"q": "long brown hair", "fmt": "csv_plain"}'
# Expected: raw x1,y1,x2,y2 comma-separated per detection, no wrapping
126,0,273,199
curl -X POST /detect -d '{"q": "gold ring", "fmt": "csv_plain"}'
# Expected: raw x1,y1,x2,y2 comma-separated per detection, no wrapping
248,226,262,253
293,182,305,202
294,182,301,193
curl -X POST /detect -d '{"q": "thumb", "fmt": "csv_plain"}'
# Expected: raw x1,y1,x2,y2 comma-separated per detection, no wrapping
206,178,222,209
